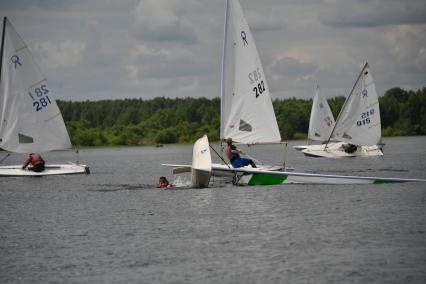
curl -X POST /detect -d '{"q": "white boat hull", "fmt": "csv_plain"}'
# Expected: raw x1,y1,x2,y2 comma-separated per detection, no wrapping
211,164,425,185
0,163,90,177
301,142,383,158
293,145,310,151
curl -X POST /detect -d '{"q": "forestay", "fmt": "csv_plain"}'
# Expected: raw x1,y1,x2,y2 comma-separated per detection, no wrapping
220,0,281,144
0,17,71,153
330,62,381,146
308,84,335,142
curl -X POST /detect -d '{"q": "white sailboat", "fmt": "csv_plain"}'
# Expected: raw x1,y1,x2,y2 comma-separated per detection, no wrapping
301,62,384,158
220,0,281,145
294,83,335,151
0,17,89,176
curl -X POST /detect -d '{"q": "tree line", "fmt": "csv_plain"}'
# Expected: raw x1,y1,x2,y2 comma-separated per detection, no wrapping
57,86,426,146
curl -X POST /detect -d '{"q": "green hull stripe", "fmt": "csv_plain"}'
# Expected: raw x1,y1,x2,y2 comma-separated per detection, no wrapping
373,179,402,184
248,173,288,185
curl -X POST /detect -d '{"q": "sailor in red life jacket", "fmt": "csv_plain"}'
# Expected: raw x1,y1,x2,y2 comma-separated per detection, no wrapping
22,153,45,172
224,137,256,168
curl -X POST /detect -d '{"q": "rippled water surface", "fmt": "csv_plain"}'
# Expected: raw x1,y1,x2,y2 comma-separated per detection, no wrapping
1,136,426,283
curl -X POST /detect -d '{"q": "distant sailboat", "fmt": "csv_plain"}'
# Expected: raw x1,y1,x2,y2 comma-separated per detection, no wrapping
294,83,335,151
0,17,89,176
302,62,383,158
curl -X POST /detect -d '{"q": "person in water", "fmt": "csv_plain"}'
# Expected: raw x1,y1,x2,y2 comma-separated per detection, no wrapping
157,176,172,188
22,153,45,172
224,137,256,168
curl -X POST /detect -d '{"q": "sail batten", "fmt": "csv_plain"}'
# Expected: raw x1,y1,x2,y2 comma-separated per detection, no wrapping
220,0,281,144
0,17,72,153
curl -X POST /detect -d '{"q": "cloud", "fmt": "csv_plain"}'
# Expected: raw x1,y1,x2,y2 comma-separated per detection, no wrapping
320,0,426,28
384,25,426,72
246,11,286,32
132,0,197,44
270,57,318,79
126,44,210,83
1,0,425,101
31,40,85,70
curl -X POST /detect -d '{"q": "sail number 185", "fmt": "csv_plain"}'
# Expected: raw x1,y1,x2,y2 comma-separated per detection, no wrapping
29,84,52,112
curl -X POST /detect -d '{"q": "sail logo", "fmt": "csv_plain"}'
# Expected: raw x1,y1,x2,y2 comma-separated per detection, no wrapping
362,89,368,98
241,31,248,46
10,55,22,68
324,116,333,127
201,149,207,154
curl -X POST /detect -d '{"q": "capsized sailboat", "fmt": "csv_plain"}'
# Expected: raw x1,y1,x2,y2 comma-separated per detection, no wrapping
294,83,336,151
163,134,426,186
0,17,89,176
302,62,384,158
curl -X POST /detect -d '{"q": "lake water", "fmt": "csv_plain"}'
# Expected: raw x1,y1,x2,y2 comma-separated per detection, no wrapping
1,136,425,283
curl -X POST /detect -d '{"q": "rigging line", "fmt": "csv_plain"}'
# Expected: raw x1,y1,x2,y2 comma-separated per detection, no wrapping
209,144,231,169
326,62,368,149
244,153,263,165
282,141,288,169
0,153,11,164
75,146,80,165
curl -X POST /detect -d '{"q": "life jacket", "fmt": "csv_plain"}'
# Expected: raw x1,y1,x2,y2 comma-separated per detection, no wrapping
24,153,45,166
224,145,239,162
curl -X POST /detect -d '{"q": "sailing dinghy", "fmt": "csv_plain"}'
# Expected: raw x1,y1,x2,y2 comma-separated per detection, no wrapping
294,83,336,151
302,62,384,158
163,134,426,186
0,17,89,176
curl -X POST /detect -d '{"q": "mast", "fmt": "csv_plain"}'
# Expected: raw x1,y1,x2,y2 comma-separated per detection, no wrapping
0,17,7,83
325,61,368,148
220,0,230,141
307,80,317,145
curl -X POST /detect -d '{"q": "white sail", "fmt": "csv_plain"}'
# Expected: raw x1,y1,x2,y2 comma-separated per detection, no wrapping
330,62,381,146
220,0,281,144
308,84,335,142
0,17,72,153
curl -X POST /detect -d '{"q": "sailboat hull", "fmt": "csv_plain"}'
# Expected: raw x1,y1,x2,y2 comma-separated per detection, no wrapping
210,164,424,185
0,163,90,177
301,142,383,158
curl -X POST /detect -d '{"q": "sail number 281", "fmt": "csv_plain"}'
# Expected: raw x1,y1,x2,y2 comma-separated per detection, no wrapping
29,84,52,112
248,68,266,98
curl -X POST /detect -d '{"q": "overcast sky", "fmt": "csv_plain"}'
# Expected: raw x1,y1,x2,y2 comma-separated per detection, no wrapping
1,0,425,101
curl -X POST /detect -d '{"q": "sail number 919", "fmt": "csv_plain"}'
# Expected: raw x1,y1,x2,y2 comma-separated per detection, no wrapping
357,108,375,126
29,84,52,112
